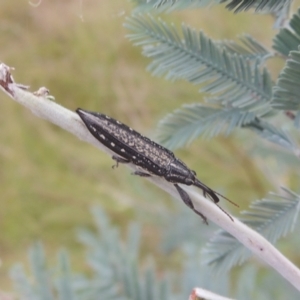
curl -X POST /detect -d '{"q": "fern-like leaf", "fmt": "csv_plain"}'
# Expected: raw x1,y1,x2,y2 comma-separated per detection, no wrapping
131,0,291,14
131,0,220,13
219,34,272,61
272,48,300,111
156,104,259,148
10,264,40,300
221,0,291,13
55,251,77,300
10,243,55,300
273,8,300,57
125,16,272,108
202,188,300,274
244,118,296,151
9,207,178,300
78,206,176,300
271,0,292,29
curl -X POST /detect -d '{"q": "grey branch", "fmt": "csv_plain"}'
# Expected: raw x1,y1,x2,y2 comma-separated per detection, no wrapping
1,63,300,292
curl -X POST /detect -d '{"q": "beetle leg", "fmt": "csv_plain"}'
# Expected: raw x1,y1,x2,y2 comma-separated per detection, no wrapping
174,184,208,225
112,155,130,169
133,171,151,177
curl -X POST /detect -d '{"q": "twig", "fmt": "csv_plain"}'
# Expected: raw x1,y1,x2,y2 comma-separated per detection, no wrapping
1,63,300,292
189,288,234,300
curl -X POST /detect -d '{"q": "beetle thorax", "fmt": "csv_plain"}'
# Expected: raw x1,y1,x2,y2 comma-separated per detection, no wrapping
165,159,196,185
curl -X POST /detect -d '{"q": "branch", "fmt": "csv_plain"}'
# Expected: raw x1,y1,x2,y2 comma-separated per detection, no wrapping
189,288,234,300
1,63,300,292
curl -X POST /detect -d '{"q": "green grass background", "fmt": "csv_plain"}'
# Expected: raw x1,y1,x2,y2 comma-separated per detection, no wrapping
0,0,296,291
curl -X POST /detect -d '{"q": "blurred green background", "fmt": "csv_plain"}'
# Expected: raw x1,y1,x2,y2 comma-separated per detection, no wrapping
0,0,294,292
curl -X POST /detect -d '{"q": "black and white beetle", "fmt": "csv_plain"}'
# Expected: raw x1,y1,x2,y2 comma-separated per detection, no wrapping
76,108,235,223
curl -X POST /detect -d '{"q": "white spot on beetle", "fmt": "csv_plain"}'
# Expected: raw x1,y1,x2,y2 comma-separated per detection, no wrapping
100,134,105,139
133,156,136,159
111,142,115,147
116,120,121,124
91,126,96,132
121,149,125,152
105,115,111,119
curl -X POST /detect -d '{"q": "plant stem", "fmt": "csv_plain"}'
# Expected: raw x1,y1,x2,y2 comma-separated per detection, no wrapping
1,63,300,292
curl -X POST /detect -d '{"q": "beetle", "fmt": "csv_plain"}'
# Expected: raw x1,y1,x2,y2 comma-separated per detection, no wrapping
76,108,234,223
